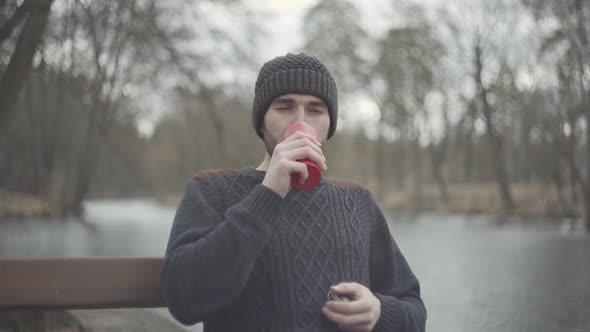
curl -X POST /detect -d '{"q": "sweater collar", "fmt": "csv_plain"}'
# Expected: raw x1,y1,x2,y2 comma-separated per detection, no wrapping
241,166,266,181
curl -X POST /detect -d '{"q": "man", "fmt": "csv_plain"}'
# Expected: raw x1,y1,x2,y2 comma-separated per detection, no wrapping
161,53,426,331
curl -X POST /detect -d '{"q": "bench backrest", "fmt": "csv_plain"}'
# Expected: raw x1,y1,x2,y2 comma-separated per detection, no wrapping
0,257,164,310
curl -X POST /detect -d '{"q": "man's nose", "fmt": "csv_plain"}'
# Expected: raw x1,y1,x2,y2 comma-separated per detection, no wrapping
294,105,307,122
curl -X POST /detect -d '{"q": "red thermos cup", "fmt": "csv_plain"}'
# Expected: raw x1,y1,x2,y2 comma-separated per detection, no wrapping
284,122,322,190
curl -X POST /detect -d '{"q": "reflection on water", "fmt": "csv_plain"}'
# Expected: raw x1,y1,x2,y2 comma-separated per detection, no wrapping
392,213,590,332
0,200,589,332
0,199,174,258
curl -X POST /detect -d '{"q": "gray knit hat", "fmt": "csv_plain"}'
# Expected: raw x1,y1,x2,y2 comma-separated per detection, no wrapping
252,53,338,140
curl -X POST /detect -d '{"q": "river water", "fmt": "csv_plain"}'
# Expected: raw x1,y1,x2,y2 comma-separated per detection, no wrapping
0,199,588,332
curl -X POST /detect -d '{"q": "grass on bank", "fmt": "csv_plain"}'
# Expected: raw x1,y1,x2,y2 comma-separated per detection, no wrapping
158,182,581,220
0,183,581,221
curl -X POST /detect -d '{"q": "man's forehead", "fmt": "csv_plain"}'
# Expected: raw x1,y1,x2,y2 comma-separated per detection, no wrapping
271,94,326,105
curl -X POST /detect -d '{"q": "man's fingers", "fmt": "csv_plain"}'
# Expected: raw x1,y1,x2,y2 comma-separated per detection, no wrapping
330,282,363,299
281,138,324,160
325,300,371,315
323,284,379,331
284,147,327,170
282,159,309,183
283,130,322,146
321,307,373,330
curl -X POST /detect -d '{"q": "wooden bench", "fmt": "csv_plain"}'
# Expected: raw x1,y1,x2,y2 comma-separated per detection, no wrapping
0,257,164,310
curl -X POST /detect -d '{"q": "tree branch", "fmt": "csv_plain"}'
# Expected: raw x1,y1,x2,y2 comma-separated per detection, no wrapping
0,0,29,45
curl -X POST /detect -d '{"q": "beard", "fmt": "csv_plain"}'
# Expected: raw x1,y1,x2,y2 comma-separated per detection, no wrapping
263,134,279,156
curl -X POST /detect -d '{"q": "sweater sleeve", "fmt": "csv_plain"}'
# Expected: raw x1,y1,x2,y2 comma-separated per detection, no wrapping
369,202,427,332
160,178,284,326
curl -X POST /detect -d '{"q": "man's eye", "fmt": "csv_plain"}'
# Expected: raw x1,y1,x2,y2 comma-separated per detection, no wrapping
276,107,291,110
310,109,324,113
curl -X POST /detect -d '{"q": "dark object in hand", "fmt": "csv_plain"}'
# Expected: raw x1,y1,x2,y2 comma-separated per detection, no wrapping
327,291,353,302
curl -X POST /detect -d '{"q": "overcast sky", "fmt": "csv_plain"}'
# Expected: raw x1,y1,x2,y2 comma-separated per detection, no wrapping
138,0,550,139
247,0,446,59
234,0,452,136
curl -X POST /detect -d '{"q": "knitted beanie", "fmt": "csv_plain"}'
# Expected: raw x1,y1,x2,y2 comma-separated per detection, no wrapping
252,53,338,140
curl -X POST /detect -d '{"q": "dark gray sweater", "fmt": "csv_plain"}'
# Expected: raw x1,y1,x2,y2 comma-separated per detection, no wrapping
161,167,426,331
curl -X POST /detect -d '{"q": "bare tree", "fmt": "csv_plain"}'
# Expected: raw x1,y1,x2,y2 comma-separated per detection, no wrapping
472,37,514,210
374,22,444,200
526,0,590,230
427,94,451,203
0,0,54,134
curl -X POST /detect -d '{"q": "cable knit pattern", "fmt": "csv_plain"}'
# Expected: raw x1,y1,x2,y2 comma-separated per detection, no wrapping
161,167,426,332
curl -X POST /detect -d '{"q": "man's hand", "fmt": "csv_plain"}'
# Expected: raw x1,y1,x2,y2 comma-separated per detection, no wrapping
322,282,381,332
262,131,327,197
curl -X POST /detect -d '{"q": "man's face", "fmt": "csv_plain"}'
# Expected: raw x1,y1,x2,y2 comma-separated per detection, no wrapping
261,94,330,156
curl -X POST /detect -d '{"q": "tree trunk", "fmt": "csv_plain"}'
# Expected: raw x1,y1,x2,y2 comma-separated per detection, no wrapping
430,145,450,203
574,0,590,232
486,126,514,210
551,166,567,215
396,133,406,190
584,103,590,232
474,40,514,210
430,96,451,203
0,0,53,135
375,116,386,201
519,108,533,182
460,105,476,182
565,129,580,206
411,130,423,208
463,134,474,182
